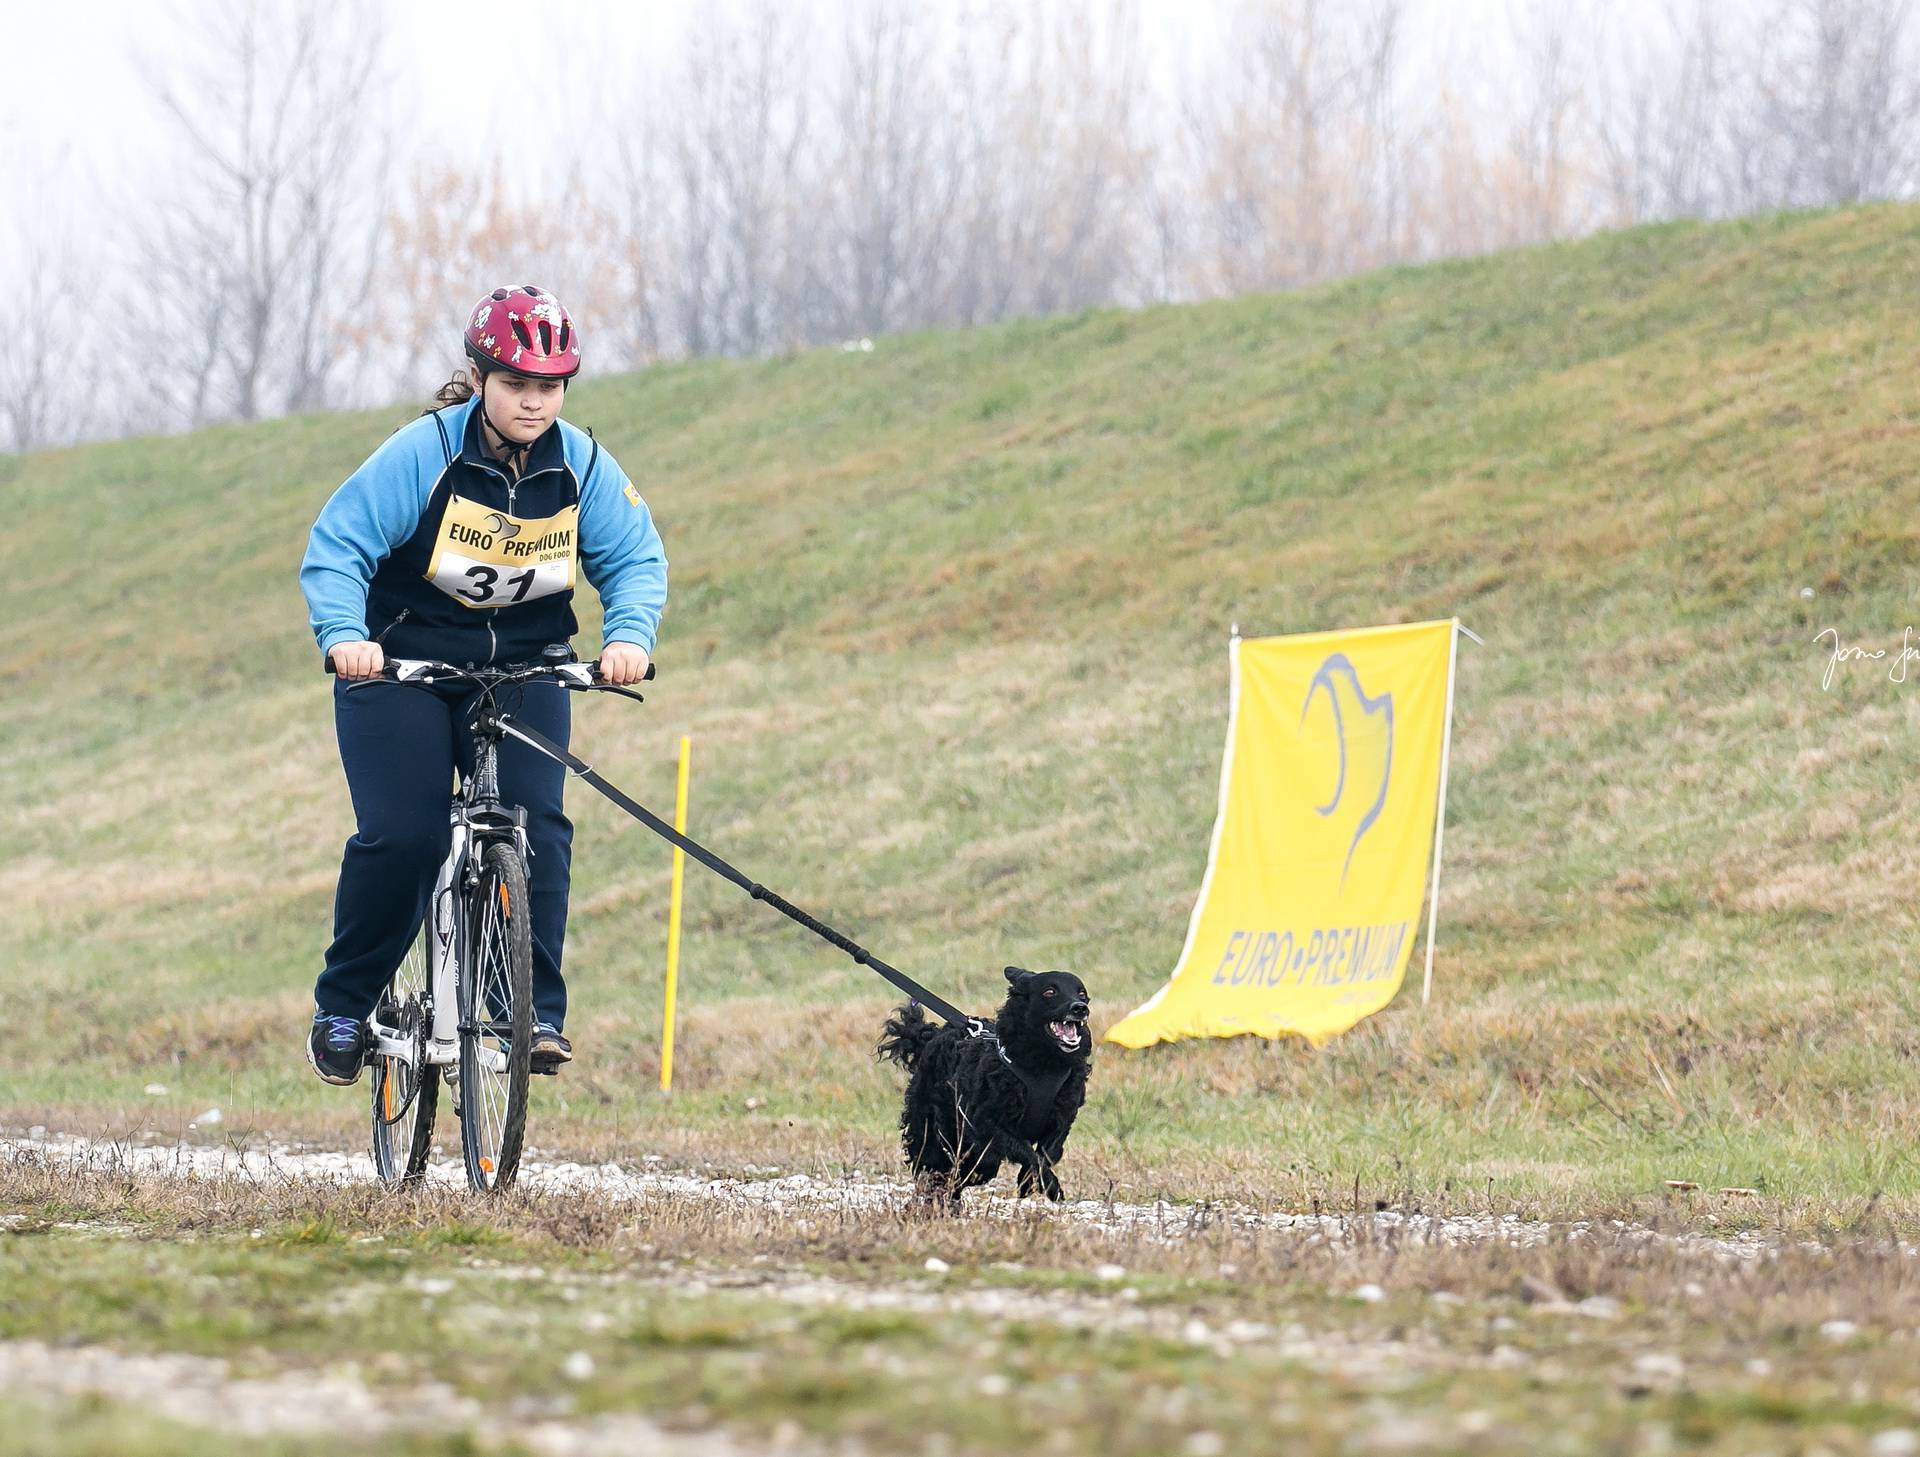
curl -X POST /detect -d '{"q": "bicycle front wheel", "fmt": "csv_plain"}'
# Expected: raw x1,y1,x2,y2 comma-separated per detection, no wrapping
370,915,440,1187
458,841,533,1192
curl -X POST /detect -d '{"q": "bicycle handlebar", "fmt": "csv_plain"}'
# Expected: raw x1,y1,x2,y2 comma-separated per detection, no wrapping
324,655,656,690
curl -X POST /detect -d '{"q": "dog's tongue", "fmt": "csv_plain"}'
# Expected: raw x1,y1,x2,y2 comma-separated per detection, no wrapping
1050,1020,1083,1048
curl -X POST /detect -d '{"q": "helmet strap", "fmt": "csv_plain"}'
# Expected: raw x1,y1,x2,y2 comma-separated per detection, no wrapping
477,387,532,481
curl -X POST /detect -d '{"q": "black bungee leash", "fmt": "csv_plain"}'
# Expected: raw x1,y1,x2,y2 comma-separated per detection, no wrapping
494,715,977,1030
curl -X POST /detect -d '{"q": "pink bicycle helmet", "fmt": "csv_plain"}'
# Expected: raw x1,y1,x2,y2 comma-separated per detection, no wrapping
463,285,581,379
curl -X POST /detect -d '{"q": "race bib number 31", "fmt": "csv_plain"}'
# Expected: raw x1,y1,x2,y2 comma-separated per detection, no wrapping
424,495,579,609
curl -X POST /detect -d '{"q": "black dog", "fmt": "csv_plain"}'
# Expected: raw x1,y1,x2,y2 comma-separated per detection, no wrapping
877,966,1092,1205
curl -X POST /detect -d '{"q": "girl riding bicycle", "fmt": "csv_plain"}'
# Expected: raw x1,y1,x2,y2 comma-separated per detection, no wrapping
299,285,666,1085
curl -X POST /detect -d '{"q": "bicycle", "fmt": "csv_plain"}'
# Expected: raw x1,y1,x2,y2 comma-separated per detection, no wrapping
331,646,649,1193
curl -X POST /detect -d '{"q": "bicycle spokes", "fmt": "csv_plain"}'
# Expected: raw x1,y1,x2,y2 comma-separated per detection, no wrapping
459,842,533,1192
370,920,439,1186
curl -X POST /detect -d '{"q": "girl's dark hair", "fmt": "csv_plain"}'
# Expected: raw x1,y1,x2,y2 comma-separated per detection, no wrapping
430,366,484,409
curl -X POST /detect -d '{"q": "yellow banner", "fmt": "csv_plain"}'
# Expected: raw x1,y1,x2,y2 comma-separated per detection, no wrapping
1106,619,1455,1050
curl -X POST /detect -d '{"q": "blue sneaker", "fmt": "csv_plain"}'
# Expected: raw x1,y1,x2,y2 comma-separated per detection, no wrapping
307,1012,368,1085
530,1022,572,1075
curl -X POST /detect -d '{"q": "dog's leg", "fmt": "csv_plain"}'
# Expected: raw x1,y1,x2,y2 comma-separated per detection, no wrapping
1026,1068,1087,1202
910,1168,952,1213
952,1137,1000,1198
1034,1154,1063,1202
1016,1158,1042,1199
1013,1150,1062,1201
938,1099,1007,1205
1033,1129,1070,1201
963,1113,1047,1196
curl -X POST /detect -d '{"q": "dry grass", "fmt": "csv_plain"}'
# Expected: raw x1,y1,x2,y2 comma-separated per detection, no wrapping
5,1142,1919,1344
12,959,1920,1229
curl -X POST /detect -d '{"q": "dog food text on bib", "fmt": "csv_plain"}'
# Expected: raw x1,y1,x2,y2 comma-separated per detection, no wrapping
424,495,579,609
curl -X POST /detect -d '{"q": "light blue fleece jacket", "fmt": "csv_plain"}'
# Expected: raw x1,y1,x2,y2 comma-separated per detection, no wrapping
299,398,667,657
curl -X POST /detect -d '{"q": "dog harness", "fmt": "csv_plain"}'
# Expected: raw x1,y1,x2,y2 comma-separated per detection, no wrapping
974,1027,1072,1142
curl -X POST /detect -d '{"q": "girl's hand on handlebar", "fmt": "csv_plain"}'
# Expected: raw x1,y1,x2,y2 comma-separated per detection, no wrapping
328,641,386,681
598,642,651,686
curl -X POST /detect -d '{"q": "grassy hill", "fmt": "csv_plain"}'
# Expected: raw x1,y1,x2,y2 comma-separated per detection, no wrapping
6,206,1919,1219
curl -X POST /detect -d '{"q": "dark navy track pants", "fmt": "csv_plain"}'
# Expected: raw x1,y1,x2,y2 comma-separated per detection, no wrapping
315,677,573,1030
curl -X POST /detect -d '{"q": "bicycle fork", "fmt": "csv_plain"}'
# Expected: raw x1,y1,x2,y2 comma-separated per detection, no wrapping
366,801,526,1078
366,812,466,1070
425,815,465,1059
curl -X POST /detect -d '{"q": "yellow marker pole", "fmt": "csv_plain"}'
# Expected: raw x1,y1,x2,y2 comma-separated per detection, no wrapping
660,735,691,1093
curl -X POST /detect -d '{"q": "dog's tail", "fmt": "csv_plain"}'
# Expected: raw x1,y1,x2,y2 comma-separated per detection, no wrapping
877,1001,942,1070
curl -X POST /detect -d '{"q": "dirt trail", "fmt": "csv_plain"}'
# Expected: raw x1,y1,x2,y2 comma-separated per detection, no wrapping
0,1337,803,1455
3,1128,1790,1260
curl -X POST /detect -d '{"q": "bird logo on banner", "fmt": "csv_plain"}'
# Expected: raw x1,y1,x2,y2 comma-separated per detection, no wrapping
1302,652,1394,890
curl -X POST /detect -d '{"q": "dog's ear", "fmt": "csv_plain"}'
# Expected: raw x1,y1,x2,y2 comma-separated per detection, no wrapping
1003,965,1032,987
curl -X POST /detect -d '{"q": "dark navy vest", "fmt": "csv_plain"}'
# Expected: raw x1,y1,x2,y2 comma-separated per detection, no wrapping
366,402,598,667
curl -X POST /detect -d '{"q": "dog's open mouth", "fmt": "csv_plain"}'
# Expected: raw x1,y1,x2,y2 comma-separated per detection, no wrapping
1048,1020,1086,1052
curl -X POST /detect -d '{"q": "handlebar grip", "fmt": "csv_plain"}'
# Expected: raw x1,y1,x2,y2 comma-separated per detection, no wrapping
577,660,656,683
584,661,658,681
323,655,655,681
324,659,388,680
323,650,389,679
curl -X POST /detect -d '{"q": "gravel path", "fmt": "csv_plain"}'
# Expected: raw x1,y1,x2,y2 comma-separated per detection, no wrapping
3,1127,1790,1260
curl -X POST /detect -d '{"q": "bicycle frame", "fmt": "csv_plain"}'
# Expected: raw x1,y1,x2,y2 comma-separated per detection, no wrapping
361,660,583,1077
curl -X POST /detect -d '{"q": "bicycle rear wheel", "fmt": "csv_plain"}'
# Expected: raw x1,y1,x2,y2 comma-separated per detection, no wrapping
370,917,439,1186
458,841,533,1192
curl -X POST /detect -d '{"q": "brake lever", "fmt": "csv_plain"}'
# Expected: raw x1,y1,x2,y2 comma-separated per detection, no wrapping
568,659,655,701
583,682,648,705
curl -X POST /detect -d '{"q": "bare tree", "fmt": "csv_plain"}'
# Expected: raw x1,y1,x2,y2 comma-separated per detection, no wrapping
601,84,709,361
1354,1,1409,263
380,162,548,390
376,152,634,399
807,2,961,338
604,0,1152,354
1760,0,1920,205
7,244,76,452
1503,0,1593,242
1591,1,1737,224
1177,0,1411,295
943,0,1150,322
608,119,675,365
609,2,814,359
3,156,99,452
132,0,392,424
687,1,814,354
125,167,238,431
1588,0,1920,225
55,0,1920,449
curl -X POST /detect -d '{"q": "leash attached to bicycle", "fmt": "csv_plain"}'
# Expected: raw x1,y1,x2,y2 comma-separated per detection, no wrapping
493,715,978,1030
328,647,978,1031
